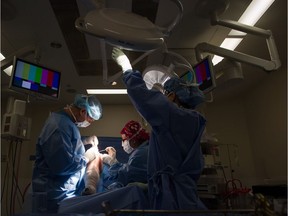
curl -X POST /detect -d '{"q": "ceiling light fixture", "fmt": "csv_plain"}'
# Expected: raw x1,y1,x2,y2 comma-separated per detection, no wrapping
0,53,13,76
3,65,13,76
87,89,127,94
0,53,5,61
212,0,275,65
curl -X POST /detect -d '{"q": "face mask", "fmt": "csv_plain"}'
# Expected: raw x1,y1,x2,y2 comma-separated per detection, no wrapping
75,120,90,128
68,106,90,128
122,140,133,154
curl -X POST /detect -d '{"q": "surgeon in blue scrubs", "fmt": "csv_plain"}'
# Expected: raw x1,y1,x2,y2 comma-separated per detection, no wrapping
31,94,103,213
112,48,207,211
99,120,150,192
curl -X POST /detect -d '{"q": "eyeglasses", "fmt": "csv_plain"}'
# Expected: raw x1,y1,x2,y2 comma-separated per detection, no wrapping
85,112,95,123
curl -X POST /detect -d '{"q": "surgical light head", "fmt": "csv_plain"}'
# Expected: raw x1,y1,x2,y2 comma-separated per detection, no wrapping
142,64,177,92
164,77,205,109
73,94,103,120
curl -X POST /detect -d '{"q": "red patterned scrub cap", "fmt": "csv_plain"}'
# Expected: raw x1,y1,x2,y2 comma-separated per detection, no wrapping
120,120,149,142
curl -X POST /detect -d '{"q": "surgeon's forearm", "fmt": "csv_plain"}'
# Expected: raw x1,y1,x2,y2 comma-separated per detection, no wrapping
123,71,169,126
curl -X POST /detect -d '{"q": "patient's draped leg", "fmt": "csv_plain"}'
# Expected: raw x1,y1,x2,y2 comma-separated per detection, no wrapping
82,155,103,195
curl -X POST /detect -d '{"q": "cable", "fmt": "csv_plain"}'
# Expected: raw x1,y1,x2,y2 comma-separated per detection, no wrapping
10,140,18,215
12,139,24,214
220,165,228,183
22,182,31,204
1,139,25,215
226,144,234,179
1,139,15,200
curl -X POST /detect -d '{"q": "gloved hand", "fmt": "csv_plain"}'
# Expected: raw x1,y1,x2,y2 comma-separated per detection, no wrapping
84,146,99,163
82,135,99,147
112,47,132,73
101,147,118,166
106,146,116,158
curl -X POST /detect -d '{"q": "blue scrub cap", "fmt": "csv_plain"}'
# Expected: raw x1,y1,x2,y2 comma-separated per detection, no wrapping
163,77,205,109
73,94,102,120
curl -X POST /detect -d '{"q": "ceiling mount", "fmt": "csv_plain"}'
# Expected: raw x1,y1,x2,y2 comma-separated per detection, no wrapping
195,0,229,19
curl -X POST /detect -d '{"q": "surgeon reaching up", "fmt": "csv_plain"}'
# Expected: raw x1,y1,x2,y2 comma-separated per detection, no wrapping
31,94,103,213
112,47,207,211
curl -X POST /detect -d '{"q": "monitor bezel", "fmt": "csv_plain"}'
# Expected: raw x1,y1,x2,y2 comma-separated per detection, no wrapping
180,56,216,94
9,56,61,100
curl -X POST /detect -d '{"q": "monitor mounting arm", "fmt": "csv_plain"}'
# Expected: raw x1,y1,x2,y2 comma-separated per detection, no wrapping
195,12,281,71
1,45,40,71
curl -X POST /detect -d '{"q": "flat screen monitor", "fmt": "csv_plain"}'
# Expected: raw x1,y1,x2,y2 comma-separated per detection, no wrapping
180,56,216,94
9,57,61,100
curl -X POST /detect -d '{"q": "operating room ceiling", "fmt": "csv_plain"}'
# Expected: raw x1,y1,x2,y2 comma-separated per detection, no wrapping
1,0,287,106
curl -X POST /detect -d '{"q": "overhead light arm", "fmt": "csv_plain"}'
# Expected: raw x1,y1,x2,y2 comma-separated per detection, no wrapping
195,13,281,71
160,0,184,36
1,45,39,71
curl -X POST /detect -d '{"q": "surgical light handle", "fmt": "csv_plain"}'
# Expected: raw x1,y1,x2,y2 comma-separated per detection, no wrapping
101,40,159,85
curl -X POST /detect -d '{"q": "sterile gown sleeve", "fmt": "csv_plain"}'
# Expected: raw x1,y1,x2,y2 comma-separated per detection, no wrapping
122,70,207,211
106,142,148,187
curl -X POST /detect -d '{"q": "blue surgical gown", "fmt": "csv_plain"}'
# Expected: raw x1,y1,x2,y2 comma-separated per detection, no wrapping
31,110,87,213
98,141,149,192
123,70,207,210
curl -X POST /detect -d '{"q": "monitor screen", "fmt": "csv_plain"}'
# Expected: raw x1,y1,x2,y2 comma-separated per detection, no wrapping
180,56,216,94
9,57,61,100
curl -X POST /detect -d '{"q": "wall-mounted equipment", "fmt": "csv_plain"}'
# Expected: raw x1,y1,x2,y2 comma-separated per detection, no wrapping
1,99,31,140
9,57,61,100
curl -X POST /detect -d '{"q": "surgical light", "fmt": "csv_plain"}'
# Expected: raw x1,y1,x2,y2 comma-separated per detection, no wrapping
75,0,184,85
87,89,127,94
142,50,196,92
212,0,275,65
142,65,174,90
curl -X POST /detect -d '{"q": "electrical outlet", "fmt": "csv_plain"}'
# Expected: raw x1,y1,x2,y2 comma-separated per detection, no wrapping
1,155,8,163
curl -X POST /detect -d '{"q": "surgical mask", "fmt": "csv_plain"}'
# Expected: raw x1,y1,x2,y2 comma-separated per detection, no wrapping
121,127,143,154
122,140,133,154
68,106,90,128
75,120,90,128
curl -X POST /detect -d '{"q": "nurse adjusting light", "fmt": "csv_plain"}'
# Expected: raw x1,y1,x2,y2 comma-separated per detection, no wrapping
75,0,183,85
